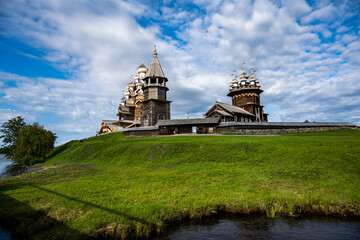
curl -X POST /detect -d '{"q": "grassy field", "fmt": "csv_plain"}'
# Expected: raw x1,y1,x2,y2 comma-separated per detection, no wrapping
0,130,359,239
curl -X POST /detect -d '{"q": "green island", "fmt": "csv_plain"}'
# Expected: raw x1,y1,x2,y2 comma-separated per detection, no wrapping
1,130,359,239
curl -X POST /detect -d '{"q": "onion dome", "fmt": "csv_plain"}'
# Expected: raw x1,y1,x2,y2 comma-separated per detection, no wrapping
137,63,147,74
134,75,140,81
127,81,135,93
128,81,136,88
239,71,249,80
137,55,147,74
135,79,144,87
249,68,256,86
239,63,249,86
254,69,260,86
230,71,239,88
230,78,239,88
239,63,249,79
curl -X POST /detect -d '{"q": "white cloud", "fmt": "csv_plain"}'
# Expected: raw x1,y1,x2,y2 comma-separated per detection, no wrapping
301,4,336,24
282,0,311,19
0,109,35,124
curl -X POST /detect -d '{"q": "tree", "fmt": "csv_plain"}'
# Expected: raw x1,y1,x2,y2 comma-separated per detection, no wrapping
12,123,57,165
0,117,57,165
0,116,26,158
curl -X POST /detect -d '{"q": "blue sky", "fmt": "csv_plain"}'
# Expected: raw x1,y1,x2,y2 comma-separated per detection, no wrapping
1,0,360,145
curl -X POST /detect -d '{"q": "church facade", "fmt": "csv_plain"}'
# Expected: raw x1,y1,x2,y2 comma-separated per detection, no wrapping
118,46,171,127
97,47,170,135
204,63,268,123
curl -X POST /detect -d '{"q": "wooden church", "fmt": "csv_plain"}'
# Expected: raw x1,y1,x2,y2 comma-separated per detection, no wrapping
97,50,268,136
97,46,171,135
204,63,268,123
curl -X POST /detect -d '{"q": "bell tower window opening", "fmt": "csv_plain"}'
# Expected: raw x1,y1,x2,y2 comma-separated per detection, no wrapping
157,113,165,120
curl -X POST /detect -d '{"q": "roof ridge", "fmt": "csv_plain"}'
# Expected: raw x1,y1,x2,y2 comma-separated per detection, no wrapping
216,102,254,116
216,101,235,113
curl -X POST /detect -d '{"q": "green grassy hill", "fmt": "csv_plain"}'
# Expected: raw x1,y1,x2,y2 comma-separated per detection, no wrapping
1,130,360,239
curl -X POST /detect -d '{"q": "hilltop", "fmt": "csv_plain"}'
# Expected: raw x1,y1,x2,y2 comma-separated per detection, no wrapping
0,130,359,239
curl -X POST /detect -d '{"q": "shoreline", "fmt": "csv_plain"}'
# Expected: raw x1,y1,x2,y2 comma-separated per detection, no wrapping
0,130,359,239
1,201,359,240
1,154,59,178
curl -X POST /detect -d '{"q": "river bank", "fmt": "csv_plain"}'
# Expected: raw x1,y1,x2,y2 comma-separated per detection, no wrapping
0,130,359,239
0,155,22,179
0,155,52,179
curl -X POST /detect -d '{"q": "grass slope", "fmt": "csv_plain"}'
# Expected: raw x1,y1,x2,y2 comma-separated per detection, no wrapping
1,130,360,239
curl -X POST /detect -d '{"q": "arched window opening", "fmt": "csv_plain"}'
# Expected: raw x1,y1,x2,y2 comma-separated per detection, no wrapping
157,113,165,120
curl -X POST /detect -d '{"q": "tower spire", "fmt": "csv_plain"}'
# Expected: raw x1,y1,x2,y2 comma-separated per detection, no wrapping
153,44,157,56
146,45,165,78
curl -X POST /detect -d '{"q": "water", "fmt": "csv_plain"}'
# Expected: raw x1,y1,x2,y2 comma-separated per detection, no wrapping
0,227,12,240
0,155,16,239
153,214,360,240
0,155,23,179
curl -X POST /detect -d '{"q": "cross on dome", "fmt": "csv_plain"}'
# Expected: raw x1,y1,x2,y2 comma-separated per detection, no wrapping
231,70,237,78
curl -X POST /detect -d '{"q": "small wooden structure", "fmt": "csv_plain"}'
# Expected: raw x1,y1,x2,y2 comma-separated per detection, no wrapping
156,117,220,135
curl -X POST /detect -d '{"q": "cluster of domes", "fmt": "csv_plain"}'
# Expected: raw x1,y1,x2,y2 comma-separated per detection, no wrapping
230,63,260,89
122,60,148,101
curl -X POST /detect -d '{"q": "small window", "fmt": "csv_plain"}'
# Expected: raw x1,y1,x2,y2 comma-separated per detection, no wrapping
143,115,149,126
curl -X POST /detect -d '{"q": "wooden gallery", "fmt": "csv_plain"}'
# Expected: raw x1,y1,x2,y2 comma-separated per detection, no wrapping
97,48,357,136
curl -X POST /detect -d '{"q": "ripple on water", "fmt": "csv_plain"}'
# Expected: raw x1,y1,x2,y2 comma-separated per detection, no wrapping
152,214,360,240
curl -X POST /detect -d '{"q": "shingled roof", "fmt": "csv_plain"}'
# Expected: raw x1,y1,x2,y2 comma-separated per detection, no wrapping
205,101,254,116
156,117,220,127
146,48,165,78
213,109,233,117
